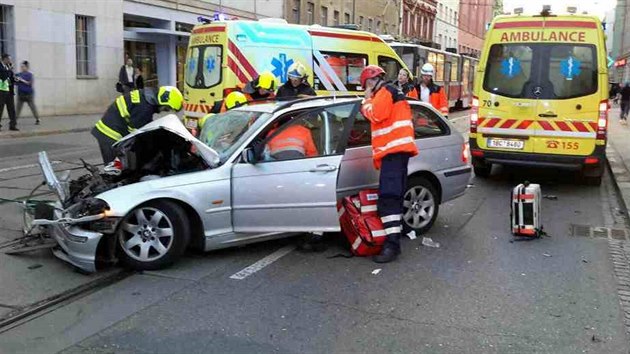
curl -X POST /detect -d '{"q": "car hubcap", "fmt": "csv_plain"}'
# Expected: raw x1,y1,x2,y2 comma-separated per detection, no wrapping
403,186,435,229
119,207,174,262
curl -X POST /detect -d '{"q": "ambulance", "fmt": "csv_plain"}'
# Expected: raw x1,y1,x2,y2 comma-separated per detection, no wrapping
470,7,609,185
183,18,409,130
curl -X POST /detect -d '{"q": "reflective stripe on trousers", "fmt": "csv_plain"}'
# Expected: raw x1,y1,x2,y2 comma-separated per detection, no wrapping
377,153,410,250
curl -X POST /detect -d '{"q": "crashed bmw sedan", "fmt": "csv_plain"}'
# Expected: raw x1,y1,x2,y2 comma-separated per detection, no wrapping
33,97,471,273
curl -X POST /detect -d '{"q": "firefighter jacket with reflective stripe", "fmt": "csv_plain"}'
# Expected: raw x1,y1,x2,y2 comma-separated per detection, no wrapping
93,89,159,141
361,83,419,169
0,65,14,94
423,82,448,116
219,83,276,113
276,82,316,101
267,125,318,158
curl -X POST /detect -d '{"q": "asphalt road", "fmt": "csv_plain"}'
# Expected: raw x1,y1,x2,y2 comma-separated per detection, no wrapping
1,112,629,353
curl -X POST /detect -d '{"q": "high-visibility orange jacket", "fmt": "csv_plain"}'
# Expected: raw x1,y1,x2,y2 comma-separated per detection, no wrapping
267,125,318,159
420,82,448,116
395,81,419,99
361,83,419,169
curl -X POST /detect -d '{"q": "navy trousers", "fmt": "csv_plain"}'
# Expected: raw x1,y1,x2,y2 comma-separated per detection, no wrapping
377,153,410,251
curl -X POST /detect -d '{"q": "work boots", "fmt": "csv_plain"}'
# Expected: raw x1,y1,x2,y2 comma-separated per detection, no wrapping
373,246,400,263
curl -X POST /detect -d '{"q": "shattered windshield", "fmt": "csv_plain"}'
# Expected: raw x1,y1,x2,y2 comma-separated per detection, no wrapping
198,110,270,162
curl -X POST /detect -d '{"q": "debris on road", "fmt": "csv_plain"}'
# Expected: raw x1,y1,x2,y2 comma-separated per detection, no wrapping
591,334,602,343
422,237,440,248
407,230,417,240
543,195,558,200
27,264,42,270
466,184,475,188
543,253,552,257
582,259,589,263
372,269,382,275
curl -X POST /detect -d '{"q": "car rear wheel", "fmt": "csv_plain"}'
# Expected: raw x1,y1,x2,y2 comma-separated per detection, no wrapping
403,177,439,235
116,200,190,271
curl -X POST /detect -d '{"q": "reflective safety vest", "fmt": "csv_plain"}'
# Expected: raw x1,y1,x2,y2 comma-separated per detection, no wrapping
361,84,419,169
0,78,9,92
94,89,156,142
425,83,448,116
267,125,318,159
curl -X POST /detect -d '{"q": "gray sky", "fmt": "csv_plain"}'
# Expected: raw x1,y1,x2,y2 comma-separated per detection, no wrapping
502,0,616,19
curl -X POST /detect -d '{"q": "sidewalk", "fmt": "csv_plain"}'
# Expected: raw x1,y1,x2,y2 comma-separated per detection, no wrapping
0,114,99,139
606,107,630,218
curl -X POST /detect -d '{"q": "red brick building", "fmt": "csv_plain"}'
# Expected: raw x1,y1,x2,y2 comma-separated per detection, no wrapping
458,0,495,57
401,0,437,44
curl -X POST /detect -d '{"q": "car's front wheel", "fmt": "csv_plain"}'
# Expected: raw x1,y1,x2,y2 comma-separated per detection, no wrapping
403,177,439,235
116,200,190,271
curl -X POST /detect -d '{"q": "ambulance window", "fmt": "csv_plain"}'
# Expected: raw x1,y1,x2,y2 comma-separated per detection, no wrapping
483,44,533,98
378,56,403,82
547,45,597,99
185,45,222,89
411,104,448,138
315,52,367,91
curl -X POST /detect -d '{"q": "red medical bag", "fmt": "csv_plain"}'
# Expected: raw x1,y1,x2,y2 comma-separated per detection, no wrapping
337,190,386,256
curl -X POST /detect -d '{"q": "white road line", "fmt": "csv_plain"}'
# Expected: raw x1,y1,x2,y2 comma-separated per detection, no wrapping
0,161,61,173
450,115,469,122
229,245,296,280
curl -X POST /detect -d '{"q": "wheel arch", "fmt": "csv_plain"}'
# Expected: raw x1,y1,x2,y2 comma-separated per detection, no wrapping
408,170,442,204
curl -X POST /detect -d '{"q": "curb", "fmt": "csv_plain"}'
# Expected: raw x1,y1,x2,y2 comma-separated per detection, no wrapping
606,143,630,219
0,127,92,139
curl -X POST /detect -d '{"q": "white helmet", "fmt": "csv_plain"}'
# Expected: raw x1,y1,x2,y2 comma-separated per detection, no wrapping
421,63,435,77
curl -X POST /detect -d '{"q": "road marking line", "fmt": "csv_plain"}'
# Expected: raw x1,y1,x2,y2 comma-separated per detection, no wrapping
229,245,296,280
451,115,469,122
0,161,61,173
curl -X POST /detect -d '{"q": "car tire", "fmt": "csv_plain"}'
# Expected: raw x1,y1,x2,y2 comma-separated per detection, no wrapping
402,176,440,235
473,163,492,178
116,200,190,271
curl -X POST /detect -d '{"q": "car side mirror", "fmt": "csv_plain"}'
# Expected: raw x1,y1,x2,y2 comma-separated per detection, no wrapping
241,147,257,164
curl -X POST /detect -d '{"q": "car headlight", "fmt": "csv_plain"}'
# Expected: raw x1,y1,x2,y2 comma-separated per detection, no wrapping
82,198,110,216
86,217,120,233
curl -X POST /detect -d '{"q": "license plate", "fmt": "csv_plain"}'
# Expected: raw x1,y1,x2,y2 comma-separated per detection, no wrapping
185,119,198,129
487,138,524,150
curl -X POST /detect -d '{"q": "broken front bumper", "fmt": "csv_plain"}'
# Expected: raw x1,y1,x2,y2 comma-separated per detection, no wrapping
48,216,104,273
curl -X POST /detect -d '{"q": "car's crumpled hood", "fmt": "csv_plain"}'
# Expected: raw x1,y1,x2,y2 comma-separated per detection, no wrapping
114,114,220,167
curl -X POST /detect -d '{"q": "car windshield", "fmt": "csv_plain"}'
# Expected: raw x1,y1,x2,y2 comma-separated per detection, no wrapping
198,109,270,163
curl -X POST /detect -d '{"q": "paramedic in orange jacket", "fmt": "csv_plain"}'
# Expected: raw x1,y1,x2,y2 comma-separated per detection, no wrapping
417,63,448,117
394,68,418,99
360,65,419,263
266,123,318,160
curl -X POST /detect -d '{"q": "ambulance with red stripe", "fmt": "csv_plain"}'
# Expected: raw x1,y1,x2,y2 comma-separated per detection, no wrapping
183,18,409,130
470,10,609,185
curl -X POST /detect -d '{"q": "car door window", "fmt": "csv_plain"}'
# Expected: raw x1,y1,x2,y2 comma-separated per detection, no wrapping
411,104,448,138
257,103,358,162
347,109,372,148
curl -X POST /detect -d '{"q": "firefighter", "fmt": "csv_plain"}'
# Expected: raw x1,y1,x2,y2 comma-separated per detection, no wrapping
276,62,316,101
360,65,419,263
198,91,248,145
219,71,277,112
394,68,418,99
417,63,448,117
92,86,183,164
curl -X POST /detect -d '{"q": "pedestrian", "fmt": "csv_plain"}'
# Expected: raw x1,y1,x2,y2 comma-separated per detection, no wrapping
92,86,183,163
135,66,144,90
359,65,419,263
394,68,418,99
118,57,135,94
219,71,276,111
15,60,40,125
620,82,630,125
0,53,17,131
417,63,449,117
276,62,316,101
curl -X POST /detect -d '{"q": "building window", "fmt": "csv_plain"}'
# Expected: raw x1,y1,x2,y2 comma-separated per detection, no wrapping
368,18,373,32
439,4,443,18
376,20,381,33
307,2,314,25
334,10,340,26
359,16,364,29
321,6,328,25
344,12,350,24
454,11,458,25
292,0,301,23
0,5,14,59
75,15,96,77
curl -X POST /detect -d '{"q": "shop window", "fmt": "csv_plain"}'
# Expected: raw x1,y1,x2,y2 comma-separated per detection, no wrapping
0,5,14,59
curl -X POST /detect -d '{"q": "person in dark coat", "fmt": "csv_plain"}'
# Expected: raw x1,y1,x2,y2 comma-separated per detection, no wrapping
135,66,144,90
15,60,40,125
118,58,135,93
276,62,316,101
0,54,17,131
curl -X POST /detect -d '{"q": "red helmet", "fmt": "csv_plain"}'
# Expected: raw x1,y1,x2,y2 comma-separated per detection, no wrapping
360,65,385,88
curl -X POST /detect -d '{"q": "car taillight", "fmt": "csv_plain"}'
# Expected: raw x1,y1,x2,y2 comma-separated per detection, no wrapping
471,150,484,158
585,157,599,164
597,99,609,140
462,143,470,164
470,96,479,133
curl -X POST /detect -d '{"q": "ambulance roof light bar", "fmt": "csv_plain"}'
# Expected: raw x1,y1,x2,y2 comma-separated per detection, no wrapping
514,7,523,15
567,6,577,14
541,5,551,17
197,16,212,24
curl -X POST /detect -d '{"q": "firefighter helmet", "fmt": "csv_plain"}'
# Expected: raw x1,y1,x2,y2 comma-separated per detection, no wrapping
421,63,435,77
360,65,386,88
157,86,183,111
225,91,248,110
254,71,277,90
287,62,308,79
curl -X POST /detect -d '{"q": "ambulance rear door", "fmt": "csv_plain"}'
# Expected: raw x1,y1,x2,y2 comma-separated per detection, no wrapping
531,19,603,157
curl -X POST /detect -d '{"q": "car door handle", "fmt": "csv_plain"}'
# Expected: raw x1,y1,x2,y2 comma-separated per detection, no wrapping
309,164,337,173
539,113,558,118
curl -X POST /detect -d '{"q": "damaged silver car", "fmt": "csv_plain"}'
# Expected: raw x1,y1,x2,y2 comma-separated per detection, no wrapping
33,97,471,273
